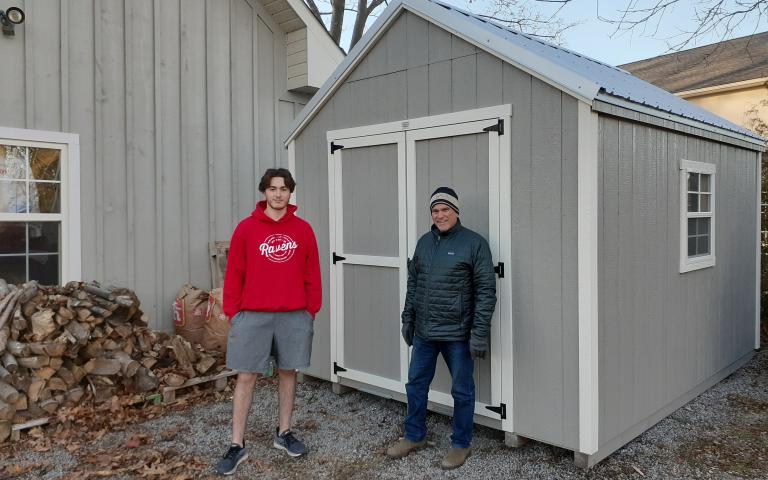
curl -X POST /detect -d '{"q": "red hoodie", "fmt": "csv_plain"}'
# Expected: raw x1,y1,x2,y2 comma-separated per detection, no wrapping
223,201,321,319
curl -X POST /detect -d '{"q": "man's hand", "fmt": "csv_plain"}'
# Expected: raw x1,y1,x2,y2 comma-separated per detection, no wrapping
401,322,415,346
469,334,487,360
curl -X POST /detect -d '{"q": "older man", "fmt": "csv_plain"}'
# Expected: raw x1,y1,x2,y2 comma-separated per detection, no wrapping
386,186,497,469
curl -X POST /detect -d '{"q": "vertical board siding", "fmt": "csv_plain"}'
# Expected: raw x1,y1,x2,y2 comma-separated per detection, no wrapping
0,0,311,330
293,11,581,449
598,115,758,448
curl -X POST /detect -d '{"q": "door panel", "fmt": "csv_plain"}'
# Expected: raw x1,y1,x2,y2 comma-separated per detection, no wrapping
407,120,502,417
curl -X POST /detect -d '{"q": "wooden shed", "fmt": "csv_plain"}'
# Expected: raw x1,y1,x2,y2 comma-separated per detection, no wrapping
283,0,766,467
0,0,343,330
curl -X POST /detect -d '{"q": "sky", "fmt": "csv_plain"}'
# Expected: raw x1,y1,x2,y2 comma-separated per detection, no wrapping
331,0,768,66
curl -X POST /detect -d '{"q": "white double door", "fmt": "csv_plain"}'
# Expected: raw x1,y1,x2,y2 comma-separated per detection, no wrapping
328,108,510,423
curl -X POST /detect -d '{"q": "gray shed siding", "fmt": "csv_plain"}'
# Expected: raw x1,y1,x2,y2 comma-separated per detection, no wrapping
597,114,758,449
293,11,580,449
0,0,311,330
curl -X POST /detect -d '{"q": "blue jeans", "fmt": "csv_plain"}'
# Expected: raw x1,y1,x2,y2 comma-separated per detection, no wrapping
404,336,475,449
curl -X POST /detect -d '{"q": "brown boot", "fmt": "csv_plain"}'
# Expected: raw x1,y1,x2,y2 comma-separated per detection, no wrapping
385,438,427,459
440,447,471,469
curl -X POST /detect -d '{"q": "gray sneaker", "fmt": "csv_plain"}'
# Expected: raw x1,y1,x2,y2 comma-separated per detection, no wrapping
214,442,248,475
273,428,308,457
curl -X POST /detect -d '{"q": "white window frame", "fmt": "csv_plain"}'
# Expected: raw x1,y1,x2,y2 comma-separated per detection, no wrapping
679,159,716,273
0,127,81,284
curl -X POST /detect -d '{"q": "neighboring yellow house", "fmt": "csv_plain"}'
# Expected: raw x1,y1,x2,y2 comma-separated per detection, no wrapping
621,32,768,136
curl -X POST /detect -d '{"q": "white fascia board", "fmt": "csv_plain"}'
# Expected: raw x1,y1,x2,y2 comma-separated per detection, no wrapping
675,77,768,98
283,0,344,89
284,0,600,146
596,93,767,149
577,101,599,454
757,152,762,350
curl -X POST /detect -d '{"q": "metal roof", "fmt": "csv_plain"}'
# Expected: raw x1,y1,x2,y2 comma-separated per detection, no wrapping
285,0,764,145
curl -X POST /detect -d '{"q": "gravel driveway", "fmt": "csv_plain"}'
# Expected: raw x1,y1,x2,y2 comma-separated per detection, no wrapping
2,349,766,479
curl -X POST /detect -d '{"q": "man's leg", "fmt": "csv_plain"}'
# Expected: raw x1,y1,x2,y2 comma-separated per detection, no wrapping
441,340,475,449
277,368,297,434
231,372,259,446
404,336,440,443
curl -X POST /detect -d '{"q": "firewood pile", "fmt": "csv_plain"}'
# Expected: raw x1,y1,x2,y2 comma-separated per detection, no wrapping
0,279,226,443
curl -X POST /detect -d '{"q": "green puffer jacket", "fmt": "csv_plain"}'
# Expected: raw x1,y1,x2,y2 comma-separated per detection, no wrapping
402,220,497,342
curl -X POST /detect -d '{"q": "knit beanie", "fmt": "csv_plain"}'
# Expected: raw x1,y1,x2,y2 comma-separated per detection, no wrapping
430,186,460,215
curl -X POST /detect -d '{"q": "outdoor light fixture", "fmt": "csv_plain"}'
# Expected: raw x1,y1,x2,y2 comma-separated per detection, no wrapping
0,6,25,36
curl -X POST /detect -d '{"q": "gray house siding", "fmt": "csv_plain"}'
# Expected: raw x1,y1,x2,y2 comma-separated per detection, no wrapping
597,114,758,449
293,11,580,449
0,0,310,330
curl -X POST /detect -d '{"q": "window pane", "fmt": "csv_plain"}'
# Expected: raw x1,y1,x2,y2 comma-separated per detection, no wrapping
28,222,59,253
688,193,699,212
700,194,711,212
699,217,711,235
687,172,699,192
700,174,710,193
688,218,697,235
29,148,61,181
698,235,710,256
0,255,26,284
688,236,697,257
0,181,28,213
0,145,27,180
28,182,60,213
29,254,59,285
0,222,26,254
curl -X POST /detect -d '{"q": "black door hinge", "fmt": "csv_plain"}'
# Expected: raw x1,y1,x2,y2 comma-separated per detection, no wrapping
485,403,506,419
482,119,504,135
333,252,346,264
330,141,344,154
494,262,505,278
333,362,347,374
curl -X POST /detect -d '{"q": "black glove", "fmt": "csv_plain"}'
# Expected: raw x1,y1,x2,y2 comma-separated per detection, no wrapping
469,335,488,360
401,322,415,346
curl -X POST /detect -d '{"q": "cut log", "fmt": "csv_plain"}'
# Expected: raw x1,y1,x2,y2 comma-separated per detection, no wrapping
21,299,38,320
82,339,105,359
0,279,8,298
6,340,30,357
64,321,89,345
170,336,197,377
65,386,84,404
102,339,120,351
76,308,91,321
17,356,49,369
13,394,26,411
0,399,16,421
131,367,159,393
140,356,157,369
90,306,112,318
1,352,17,373
0,327,8,353
30,309,56,340
84,284,115,301
33,367,57,380
38,398,59,414
28,342,66,357
195,354,217,375
47,377,67,392
0,289,22,330
27,379,46,403
112,351,139,377
162,372,187,387
83,357,121,376
0,380,20,403
0,365,11,383
56,367,76,388
0,420,10,443
11,307,26,333
18,282,39,303
48,357,63,370
114,295,135,308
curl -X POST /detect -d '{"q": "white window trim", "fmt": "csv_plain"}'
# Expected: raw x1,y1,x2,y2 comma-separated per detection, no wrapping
679,159,716,273
0,127,81,284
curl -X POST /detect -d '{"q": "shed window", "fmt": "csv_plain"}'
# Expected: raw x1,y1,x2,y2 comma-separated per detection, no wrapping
0,140,68,284
680,160,715,273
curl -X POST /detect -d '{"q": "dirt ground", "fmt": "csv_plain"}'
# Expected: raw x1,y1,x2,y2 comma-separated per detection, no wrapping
1,349,767,479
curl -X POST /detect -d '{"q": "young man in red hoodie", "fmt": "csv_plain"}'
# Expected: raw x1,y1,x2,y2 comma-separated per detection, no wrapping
215,168,321,475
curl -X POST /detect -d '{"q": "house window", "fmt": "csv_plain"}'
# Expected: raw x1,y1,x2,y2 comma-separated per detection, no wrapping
0,130,80,285
680,159,716,273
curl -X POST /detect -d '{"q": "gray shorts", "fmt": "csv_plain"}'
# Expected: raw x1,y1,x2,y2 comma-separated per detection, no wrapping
226,310,314,374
